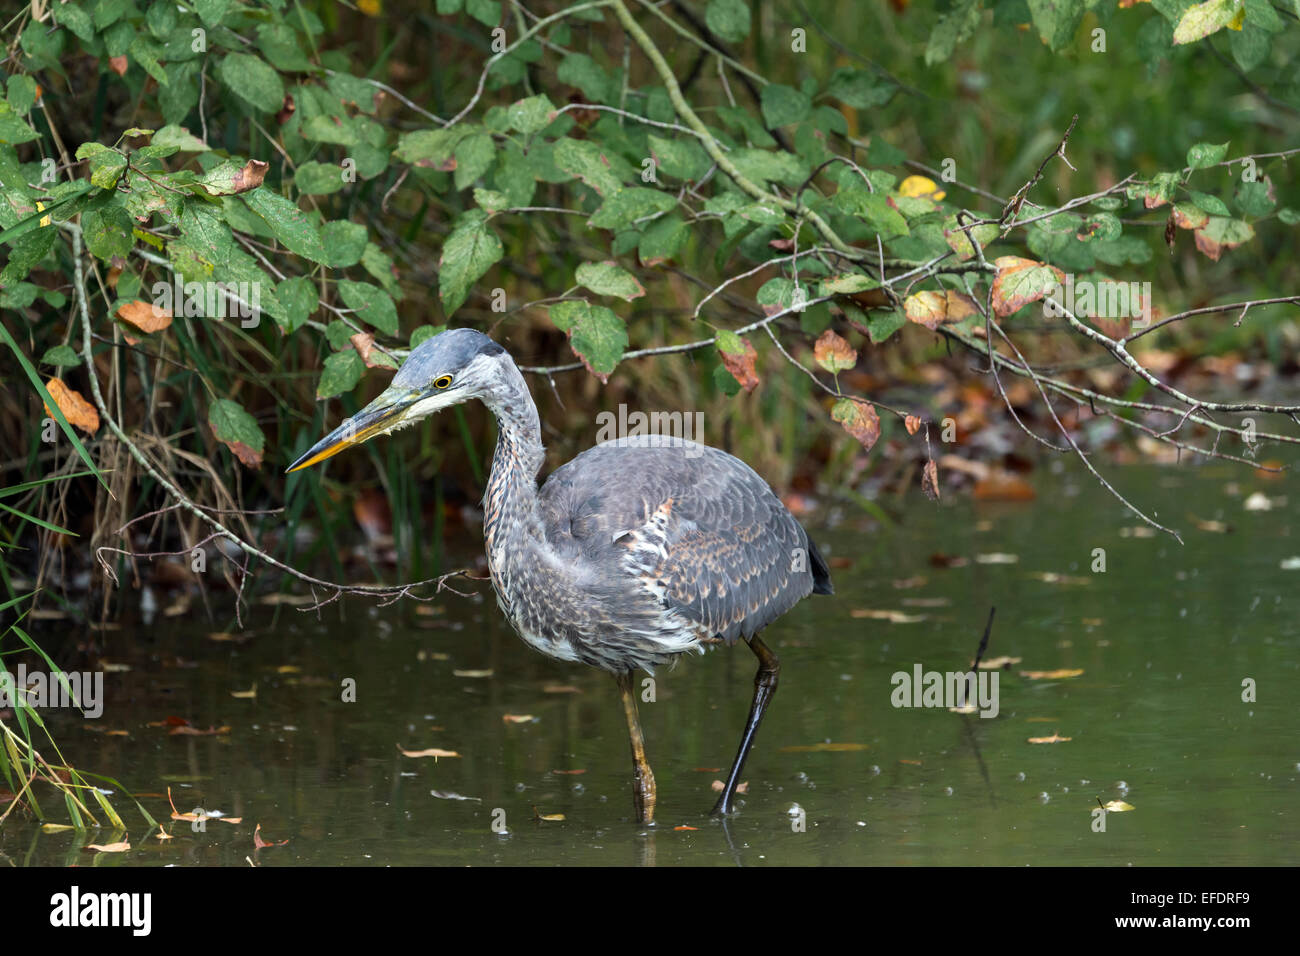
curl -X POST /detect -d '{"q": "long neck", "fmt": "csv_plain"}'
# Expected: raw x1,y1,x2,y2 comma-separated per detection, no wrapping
481,358,546,557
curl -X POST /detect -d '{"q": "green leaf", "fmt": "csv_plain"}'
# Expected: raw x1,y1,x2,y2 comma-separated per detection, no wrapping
826,68,898,109
219,53,285,114
706,0,751,42
296,161,347,195
1027,0,1086,51
576,261,645,301
52,1,95,42
715,328,745,355
208,398,265,463
834,187,910,238
507,94,556,134
473,188,509,212
638,215,690,264
557,52,612,103
454,131,495,190
926,0,982,65
1173,0,1245,45
439,210,503,315
1187,141,1229,169
277,276,318,332
410,324,445,347
554,138,624,197
338,280,398,335
40,345,81,367
728,148,807,187
317,350,364,399
1234,178,1275,217
647,134,709,181
82,203,134,261
6,76,37,115
866,308,907,344
241,189,327,263
760,84,812,129
548,300,627,382
301,114,360,146
588,187,677,230
320,221,369,268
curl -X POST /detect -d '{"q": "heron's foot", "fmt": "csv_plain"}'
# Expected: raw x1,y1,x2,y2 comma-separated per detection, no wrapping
709,794,739,817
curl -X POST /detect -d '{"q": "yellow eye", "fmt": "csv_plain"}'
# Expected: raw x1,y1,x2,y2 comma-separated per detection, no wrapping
434,375,453,389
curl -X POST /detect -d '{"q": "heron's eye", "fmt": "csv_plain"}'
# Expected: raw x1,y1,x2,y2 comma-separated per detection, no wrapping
434,375,453,389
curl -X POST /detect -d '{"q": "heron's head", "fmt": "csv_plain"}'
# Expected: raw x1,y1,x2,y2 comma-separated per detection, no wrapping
286,328,509,473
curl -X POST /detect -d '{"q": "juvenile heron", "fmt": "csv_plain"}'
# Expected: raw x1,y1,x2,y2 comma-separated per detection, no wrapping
287,328,832,823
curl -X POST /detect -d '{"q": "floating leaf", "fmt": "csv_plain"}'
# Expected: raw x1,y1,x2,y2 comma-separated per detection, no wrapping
1027,733,1073,744
397,745,461,758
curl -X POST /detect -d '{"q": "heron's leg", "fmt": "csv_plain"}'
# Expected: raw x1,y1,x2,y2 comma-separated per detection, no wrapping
614,670,656,825
711,634,779,816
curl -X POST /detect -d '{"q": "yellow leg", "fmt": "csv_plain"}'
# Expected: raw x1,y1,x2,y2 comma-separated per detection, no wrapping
614,670,656,824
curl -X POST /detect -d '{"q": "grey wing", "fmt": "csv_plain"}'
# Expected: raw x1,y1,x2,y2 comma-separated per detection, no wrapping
537,436,832,645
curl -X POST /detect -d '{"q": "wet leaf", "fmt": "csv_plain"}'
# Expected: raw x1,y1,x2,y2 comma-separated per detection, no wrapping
398,745,461,758
1101,800,1135,812
168,725,231,736
85,841,130,853
533,806,565,822
502,714,536,723
452,669,493,678
254,823,289,848
552,769,586,775
977,656,1022,670
1020,669,1084,679
710,780,748,792
230,685,257,699
1027,733,1073,743
430,790,481,801
849,608,926,623
777,742,868,753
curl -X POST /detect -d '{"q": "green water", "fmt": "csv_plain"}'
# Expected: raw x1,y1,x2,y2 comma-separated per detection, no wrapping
3,464,1297,866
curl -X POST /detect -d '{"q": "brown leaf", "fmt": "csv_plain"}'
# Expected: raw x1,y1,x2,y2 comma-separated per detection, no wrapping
108,56,128,77
397,745,461,758
720,337,760,392
831,397,880,452
1020,669,1084,679
776,742,868,753
349,332,393,369
275,95,296,126
117,299,173,334
502,713,535,723
813,330,857,373
254,823,289,848
904,290,980,330
43,378,99,434
168,724,231,736
710,780,749,792
231,159,270,194
922,458,940,500
904,414,922,435
990,256,1066,317
1027,733,1072,744
972,471,1035,501
85,841,130,853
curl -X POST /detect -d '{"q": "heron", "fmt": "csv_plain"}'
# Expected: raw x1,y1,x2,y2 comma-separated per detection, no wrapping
287,328,833,824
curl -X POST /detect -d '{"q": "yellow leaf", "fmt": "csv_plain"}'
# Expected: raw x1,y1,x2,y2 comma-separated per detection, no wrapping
898,175,946,201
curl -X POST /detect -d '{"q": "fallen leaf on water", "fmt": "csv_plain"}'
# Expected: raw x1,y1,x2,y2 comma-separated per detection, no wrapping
257,593,317,606
1027,733,1072,744
948,704,979,715
155,827,174,841
778,742,868,753
275,665,301,674
1100,800,1135,812
532,806,565,822
850,609,927,623
542,684,581,694
1191,516,1230,533
168,725,231,736
85,842,130,853
1280,557,1300,571
674,825,699,831
207,631,252,643
254,823,289,848
1020,669,1084,680
977,656,1022,670
1081,618,1104,626
552,769,586,775
502,714,535,723
902,597,950,608
899,759,923,766
1119,525,1158,537
453,669,494,678
929,553,969,568
41,823,76,833
430,790,481,801
1025,716,1059,723
1029,572,1090,585
397,745,460,758
230,684,257,699
892,576,927,589
975,552,1019,565
710,780,748,793
691,767,722,773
